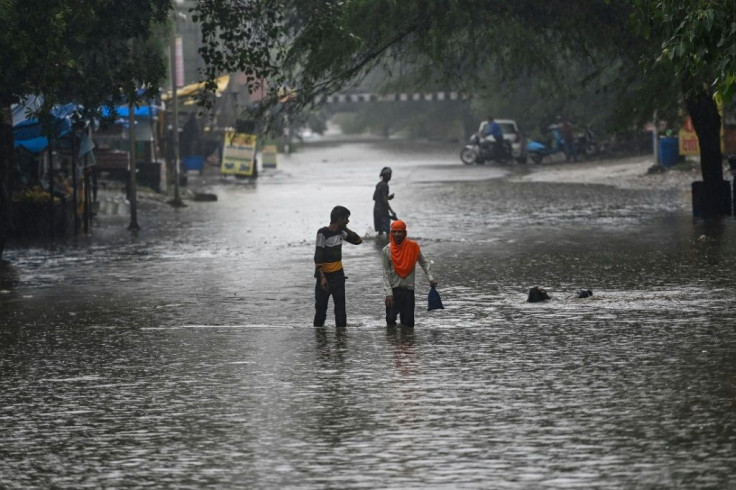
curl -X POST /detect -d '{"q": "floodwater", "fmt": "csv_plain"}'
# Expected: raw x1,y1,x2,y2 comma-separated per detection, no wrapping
1,138,735,489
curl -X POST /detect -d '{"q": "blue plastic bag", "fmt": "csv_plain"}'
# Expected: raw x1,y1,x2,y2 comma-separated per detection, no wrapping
428,286,444,311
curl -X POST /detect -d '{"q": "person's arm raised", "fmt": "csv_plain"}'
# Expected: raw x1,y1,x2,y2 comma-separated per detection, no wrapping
344,227,363,245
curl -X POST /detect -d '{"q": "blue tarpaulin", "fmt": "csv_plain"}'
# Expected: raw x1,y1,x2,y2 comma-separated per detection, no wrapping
11,95,43,126
12,102,77,152
12,96,158,154
14,136,49,154
101,105,158,120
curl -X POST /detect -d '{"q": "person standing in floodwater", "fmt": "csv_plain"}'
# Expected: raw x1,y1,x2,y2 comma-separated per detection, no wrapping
373,167,396,236
558,116,577,162
314,205,363,328
382,220,437,328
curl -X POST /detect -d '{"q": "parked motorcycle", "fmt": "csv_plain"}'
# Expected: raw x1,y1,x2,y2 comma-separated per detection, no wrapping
574,127,603,159
460,134,513,165
526,127,567,164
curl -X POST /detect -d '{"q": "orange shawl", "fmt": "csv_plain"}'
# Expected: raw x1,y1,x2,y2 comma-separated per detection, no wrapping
390,234,420,278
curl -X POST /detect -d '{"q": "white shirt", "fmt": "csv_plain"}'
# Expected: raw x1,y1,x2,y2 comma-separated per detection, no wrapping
381,244,434,296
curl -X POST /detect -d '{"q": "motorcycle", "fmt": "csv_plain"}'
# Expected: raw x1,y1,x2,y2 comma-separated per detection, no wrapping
526,127,567,164
574,126,605,159
460,133,513,165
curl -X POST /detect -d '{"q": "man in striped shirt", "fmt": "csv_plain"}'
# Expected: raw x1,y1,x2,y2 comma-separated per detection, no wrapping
314,206,363,328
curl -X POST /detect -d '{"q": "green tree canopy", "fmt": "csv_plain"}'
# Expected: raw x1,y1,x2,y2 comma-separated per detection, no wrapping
0,0,173,256
632,0,736,101
194,1,671,129
195,0,734,215
631,0,736,205
0,0,171,113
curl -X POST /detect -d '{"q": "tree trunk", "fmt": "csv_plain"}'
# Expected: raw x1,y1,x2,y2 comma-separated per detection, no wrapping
0,106,15,258
685,90,730,217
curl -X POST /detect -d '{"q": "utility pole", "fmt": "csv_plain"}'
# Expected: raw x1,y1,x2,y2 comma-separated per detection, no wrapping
168,4,185,208
48,136,55,241
128,100,139,230
71,127,79,235
652,110,659,167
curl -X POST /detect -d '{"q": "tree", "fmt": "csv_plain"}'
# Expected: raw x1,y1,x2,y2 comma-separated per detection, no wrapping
193,1,667,129
631,0,736,216
194,0,731,214
338,53,678,143
0,0,171,256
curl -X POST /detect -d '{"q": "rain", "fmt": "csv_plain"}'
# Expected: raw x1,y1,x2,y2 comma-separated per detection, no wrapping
2,135,736,488
2,1,736,488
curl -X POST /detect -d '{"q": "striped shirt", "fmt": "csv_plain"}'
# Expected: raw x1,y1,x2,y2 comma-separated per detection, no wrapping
314,227,362,274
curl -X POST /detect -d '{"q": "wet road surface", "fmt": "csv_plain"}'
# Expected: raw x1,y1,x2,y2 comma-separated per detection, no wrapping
1,139,735,488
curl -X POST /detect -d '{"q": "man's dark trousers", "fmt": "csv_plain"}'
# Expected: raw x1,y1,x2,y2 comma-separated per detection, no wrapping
314,270,346,328
386,287,415,327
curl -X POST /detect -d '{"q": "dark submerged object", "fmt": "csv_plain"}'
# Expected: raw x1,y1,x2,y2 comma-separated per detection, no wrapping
527,286,550,303
576,289,593,298
193,193,218,202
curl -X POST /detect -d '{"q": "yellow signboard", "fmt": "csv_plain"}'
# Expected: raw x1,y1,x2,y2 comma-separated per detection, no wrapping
678,108,725,156
222,131,257,176
262,145,278,169
678,116,700,156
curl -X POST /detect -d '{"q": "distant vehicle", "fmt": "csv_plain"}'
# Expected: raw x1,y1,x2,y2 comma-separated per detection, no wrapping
575,126,604,159
297,128,317,140
526,126,567,164
477,119,528,163
460,133,513,165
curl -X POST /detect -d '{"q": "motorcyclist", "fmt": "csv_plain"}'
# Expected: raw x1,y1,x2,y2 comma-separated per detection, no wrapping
479,116,504,156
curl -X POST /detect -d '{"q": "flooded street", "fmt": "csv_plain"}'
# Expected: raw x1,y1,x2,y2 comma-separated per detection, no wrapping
1,138,736,488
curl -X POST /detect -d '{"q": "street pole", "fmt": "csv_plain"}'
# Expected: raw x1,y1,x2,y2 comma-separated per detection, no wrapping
128,100,139,230
71,128,79,235
168,8,184,207
652,110,659,167
48,136,55,241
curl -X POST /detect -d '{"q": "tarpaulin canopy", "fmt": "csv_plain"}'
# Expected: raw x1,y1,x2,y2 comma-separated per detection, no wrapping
161,75,230,101
11,95,43,127
14,136,49,154
12,102,76,142
12,102,78,153
11,92,157,154
101,104,159,120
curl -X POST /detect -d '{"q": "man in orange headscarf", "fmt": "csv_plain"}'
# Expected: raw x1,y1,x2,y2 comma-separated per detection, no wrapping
381,220,438,327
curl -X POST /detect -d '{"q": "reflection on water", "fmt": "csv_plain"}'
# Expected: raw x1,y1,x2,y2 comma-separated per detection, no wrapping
1,141,735,488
